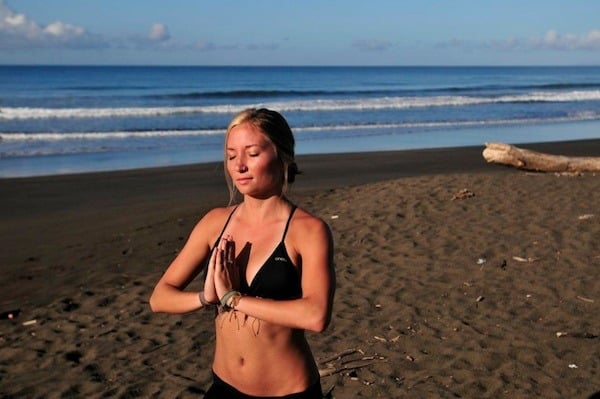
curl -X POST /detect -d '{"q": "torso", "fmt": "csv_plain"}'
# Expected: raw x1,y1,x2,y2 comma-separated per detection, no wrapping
209,203,319,396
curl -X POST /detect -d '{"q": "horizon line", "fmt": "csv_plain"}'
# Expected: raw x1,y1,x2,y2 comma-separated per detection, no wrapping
1,63,600,68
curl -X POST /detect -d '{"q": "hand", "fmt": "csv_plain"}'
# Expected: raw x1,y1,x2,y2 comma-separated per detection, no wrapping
203,246,218,304
213,236,239,299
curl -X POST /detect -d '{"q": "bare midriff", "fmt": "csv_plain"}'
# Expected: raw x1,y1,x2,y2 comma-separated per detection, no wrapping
211,312,319,396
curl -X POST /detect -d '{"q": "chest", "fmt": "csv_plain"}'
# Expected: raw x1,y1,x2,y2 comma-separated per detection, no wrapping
227,225,283,271
226,228,301,299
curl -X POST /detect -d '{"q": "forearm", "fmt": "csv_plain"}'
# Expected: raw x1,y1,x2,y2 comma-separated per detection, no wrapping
149,284,208,314
231,295,330,333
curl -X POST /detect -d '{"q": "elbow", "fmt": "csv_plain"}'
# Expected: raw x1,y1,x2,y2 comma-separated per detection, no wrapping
308,321,327,334
148,291,162,313
306,312,331,333
149,299,158,313
303,296,333,333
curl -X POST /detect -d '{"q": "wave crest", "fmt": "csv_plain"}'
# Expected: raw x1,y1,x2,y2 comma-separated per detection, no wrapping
2,90,600,120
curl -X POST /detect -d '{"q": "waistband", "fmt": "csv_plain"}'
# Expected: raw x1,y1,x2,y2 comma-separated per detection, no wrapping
206,371,323,399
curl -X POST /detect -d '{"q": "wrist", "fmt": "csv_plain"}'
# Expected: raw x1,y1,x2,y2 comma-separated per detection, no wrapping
220,290,242,311
199,291,218,308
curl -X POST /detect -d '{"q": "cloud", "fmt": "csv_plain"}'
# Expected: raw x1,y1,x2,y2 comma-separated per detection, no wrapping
529,29,600,51
121,23,171,48
0,0,106,49
438,29,600,52
353,39,393,52
148,23,170,42
0,2,172,51
0,1,281,55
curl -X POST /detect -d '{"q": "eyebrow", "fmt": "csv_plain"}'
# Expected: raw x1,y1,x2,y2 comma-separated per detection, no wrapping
226,144,261,151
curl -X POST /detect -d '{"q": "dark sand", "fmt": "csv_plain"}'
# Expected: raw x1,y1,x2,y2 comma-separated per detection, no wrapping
0,140,598,398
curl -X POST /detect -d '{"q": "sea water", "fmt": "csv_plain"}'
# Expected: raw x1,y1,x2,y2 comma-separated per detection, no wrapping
1,66,599,177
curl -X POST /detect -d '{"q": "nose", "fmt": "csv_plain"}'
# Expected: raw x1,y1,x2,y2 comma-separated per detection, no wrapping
235,157,247,172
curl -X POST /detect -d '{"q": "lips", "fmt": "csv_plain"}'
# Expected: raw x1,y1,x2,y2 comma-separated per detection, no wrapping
236,177,252,185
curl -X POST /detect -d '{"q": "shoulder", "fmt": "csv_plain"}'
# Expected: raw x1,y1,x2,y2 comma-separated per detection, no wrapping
289,207,332,245
191,205,237,242
287,206,333,269
291,206,328,228
201,205,237,225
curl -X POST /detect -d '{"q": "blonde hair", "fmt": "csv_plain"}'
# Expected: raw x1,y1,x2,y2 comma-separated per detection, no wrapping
224,108,299,203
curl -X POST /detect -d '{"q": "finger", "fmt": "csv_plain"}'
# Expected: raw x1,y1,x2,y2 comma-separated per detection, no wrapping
214,247,224,273
218,239,229,268
226,239,235,266
206,250,216,279
207,247,217,269
219,236,228,251
218,249,231,281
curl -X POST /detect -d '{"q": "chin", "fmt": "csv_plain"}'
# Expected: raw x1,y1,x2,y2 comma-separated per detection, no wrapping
236,187,259,198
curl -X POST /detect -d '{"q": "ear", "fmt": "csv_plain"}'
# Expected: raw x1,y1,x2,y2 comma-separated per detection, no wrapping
287,162,299,183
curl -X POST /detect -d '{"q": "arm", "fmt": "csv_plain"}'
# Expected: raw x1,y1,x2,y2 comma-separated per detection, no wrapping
149,209,222,314
217,214,335,332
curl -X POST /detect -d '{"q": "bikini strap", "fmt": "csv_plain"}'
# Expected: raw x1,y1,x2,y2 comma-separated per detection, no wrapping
281,205,298,241
213,206,238,248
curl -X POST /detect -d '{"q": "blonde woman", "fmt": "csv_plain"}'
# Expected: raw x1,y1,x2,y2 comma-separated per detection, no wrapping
150,108,335,398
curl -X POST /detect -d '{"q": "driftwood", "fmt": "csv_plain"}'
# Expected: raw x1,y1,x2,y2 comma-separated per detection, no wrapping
482,142,600,172
318,348,384,378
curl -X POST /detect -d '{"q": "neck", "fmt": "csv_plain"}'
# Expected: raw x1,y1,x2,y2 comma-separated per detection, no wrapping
239,195,290,222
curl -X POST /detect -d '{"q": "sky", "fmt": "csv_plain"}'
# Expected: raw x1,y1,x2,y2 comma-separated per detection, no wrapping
1,0,600,66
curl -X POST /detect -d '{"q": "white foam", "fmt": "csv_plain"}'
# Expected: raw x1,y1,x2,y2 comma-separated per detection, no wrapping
2,90,599,120
0,129,223,141
295,113,600,132
3,112,599,144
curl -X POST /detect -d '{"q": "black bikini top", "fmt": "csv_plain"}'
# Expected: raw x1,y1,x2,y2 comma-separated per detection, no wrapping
215,205,302,300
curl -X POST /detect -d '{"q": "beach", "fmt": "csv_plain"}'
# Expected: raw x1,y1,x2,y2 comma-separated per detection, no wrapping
0,140,598,398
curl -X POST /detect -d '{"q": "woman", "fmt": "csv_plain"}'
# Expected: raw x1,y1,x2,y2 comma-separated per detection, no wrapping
150,108,335,398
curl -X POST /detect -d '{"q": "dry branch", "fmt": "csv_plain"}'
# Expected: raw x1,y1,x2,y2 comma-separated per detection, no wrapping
319,360,376,377
482,142,600,172
318,348,385,378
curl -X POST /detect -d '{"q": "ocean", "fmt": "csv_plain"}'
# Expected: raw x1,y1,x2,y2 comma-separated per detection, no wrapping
1,65,599,178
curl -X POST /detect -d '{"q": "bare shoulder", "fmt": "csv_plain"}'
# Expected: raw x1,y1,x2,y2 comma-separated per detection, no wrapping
287,207,333,275
201,205,236,225
289,206,332,244
191,205,237,242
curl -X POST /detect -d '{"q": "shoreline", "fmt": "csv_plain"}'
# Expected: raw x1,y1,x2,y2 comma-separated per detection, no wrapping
0,139,598,398
4,118,600,179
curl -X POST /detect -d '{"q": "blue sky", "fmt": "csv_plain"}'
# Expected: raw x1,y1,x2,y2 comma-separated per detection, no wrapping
1,0,599,65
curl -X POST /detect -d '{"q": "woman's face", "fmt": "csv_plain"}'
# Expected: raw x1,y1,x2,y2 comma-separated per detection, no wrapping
226,122,283,198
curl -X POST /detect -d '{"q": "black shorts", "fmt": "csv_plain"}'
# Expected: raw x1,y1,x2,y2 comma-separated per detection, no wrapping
204,372,323,399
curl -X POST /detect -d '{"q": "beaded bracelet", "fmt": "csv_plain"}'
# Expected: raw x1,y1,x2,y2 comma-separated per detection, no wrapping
220,290,242,311
229,292,242,310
